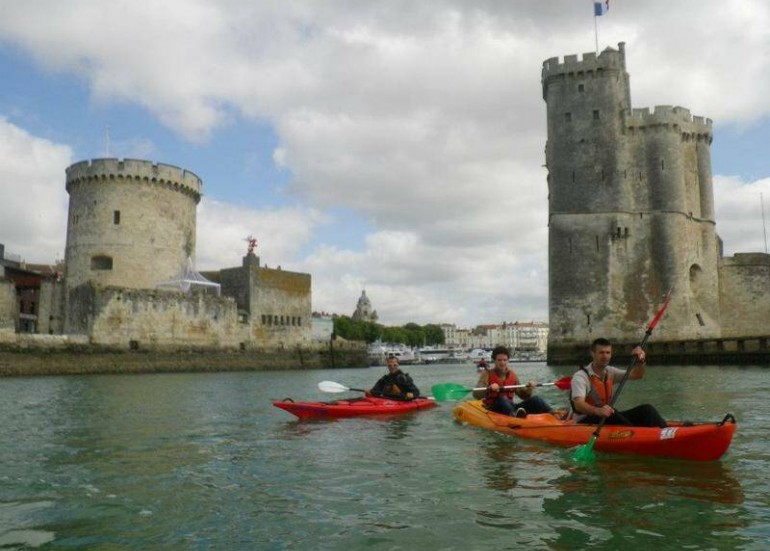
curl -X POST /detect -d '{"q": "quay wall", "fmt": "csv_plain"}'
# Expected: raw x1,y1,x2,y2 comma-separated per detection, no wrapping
548,336,770,366
0,336,367,376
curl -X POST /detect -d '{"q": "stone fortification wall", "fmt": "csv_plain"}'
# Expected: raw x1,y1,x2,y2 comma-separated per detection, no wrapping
718,253,770,338
67,284,244,349
0,339,368,376
0,277,16,337
250,267,312,346
219,254,312,348
543,43,721,352
64,158,201,296
37,278,66,335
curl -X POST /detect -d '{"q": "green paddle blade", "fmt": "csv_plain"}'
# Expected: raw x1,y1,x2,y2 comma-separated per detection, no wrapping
572,435,598,463
431,383,473,402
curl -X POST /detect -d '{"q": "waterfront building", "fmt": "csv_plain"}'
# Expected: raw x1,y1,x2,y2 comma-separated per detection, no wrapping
440,322,549,354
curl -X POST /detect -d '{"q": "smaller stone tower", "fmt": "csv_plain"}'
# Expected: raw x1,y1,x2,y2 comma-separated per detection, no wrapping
352,290,378,322
64,158,202,291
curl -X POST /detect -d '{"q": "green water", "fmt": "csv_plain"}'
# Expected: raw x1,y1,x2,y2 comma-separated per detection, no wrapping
1,363,767,549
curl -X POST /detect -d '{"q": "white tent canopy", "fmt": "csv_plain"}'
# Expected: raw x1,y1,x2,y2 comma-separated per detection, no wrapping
155,257,221,295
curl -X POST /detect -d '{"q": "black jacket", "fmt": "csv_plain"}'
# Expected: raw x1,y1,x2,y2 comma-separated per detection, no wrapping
371,369,420,399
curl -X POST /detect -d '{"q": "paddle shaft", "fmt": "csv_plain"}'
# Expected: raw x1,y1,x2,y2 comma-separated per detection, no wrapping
473,382,556,392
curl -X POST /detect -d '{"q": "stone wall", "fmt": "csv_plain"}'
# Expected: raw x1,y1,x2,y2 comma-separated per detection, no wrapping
719,253,770,338
0,277,16,337
220,253,312,348
0,338,368,376
37,278,66,335
83,286,243,349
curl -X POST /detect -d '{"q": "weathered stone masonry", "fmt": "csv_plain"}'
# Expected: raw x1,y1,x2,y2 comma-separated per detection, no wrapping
543,43,770,363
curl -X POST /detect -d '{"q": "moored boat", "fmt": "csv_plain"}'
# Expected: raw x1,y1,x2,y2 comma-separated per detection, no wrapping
274,396,436,419
452,400,736,461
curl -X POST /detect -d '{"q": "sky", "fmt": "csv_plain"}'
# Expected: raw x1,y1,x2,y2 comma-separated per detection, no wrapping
1,0,770,328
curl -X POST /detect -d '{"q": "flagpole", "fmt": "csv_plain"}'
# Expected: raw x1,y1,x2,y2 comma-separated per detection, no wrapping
594,14,599,54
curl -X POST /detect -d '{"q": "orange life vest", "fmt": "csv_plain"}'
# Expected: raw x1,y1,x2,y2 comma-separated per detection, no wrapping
483,369,519,407
579,365,613,407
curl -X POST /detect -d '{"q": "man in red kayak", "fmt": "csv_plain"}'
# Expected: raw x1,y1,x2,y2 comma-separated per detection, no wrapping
570,337,667,427
369,355,421,400
472,345,553,417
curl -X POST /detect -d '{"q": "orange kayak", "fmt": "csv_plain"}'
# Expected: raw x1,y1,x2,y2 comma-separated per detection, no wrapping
274,396,436,419
452,400,736,461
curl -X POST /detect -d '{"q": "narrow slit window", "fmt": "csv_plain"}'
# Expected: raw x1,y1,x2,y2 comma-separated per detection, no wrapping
113,210,121,224
91,255,113,270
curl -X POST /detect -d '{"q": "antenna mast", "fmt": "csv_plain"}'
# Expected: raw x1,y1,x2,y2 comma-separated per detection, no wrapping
762,193,768,254
104,125,112,157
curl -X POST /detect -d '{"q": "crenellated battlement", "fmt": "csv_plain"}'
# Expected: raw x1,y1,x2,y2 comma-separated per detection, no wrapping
625,105,712,138
66,158,202,201
542,42,626,81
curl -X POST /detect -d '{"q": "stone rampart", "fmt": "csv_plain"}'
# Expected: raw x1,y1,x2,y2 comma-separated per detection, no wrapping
625,106,712,140
66,158,202,201
87,286,243,349
719,253,770,338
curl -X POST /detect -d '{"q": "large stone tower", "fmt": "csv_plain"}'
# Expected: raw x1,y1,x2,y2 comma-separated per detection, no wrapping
542,43,721,357
64,158,202,291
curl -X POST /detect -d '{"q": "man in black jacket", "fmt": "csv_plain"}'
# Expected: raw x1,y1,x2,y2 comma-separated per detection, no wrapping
369,355,420,400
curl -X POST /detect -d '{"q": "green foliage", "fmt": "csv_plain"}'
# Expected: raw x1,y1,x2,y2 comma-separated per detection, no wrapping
333,316,446,346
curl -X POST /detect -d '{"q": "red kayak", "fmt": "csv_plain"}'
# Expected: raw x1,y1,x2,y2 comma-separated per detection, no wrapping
273,396,437,419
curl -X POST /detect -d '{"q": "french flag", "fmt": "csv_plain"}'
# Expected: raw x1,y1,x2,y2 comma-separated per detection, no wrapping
594,1,609,16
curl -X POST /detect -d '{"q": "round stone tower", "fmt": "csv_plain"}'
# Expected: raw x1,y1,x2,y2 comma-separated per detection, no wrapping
542,43,720,358
64,158,202,291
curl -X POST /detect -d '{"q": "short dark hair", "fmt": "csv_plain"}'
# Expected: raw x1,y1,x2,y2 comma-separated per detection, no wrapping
591,338,612,350
491,345,510,359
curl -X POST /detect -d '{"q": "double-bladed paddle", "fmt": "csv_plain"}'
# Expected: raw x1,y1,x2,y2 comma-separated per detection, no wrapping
318,380,368,394
431,376,572,402
572,289,673,464
318,380,435,401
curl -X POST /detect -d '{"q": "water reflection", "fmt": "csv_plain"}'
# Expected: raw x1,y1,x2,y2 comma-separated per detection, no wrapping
541,454,748,549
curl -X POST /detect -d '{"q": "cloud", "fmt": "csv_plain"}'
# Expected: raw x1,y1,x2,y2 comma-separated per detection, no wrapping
195,198,329,270
0,118,71,263
714,175,770,255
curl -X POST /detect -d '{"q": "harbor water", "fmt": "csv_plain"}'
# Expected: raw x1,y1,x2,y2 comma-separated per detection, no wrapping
1,362,768,549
